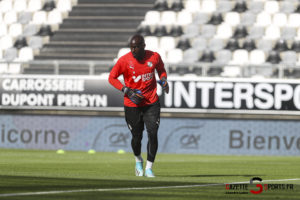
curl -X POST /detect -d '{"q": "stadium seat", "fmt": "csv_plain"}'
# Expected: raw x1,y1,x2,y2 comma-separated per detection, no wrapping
184,0,201,13
159,36,176,51
23,24,39,36
13,0,27,12
160,11,177,26
264,25,280,40
177,10,192,26
273,13,288,27
3,10,17,24
193,12,210,25
224,12,240,26
213,49,232,65
0,0,13,12
183,24,200,39
217,0,233,13
4,47,17,62
48,9,63,24
255,12,272,27
143,11,160,26
281,27,296,40
8,23,23,38
201,0,216,13
0,35,13,50
28,0,43,12
249,49,266,65
166,48,183,63
0,24,8,37
191,36,207,51
208,38,224,52
200,24,216,39
215,23,233,39
117,48,130,58
240,12,256,26
257,39,273,52
57,0,72,12
32,11,47,25
28,36,44,49
248,26,265,39
230,49,249,65
248,1,264,14
18,12,32,25
280,1,296,13
287,14,300,28
281,51,298,66
264,1,279,14
156,49,166,61
145,36,159,51
18,47,34,61
182,48,199,63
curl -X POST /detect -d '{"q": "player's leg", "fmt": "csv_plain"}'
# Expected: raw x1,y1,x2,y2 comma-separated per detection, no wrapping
142,101,161,177
124,106,144,176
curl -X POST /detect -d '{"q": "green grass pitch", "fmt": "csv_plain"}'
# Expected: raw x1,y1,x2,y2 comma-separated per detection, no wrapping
0,149,299,200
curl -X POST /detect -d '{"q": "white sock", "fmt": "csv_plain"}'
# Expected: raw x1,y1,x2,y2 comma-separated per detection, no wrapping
135,155,143,163
146,160,153,170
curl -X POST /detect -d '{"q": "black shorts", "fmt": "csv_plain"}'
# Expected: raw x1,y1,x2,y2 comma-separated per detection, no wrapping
124,101,161,134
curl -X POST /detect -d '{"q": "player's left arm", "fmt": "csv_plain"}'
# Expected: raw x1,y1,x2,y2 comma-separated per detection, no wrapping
155,53,169,94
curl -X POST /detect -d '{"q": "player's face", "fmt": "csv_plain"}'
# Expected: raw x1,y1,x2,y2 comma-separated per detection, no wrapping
130,39,145,60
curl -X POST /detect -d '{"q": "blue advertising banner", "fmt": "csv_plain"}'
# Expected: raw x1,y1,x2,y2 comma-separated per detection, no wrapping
0,114,299,156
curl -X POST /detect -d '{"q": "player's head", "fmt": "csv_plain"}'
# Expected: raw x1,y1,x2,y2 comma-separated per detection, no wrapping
130,34,145,61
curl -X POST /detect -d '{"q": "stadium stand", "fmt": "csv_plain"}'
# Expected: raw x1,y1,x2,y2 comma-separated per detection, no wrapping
0,0,299,78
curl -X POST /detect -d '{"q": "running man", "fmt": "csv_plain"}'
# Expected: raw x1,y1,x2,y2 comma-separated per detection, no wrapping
108,34,169,177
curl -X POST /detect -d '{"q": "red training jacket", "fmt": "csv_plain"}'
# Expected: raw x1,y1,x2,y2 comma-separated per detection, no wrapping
109,50,167,107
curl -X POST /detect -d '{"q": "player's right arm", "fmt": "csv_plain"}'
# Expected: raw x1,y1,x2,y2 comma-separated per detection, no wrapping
108,58,125,91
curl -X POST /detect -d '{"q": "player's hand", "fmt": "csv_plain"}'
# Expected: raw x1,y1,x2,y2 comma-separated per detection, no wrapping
158,77,169,94
122,86,144,104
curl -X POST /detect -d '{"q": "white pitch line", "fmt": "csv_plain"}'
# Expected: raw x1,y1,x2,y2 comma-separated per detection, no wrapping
0,178,299,198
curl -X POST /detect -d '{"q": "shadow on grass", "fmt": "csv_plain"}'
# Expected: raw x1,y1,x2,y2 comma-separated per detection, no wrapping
161,174,264,178
0,174,208,193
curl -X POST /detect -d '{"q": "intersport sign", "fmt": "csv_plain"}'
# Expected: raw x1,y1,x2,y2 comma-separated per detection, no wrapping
1,75,300,113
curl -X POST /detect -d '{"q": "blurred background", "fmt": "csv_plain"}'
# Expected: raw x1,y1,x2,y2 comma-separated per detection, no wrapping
0,0,300,155
0,0,299,76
